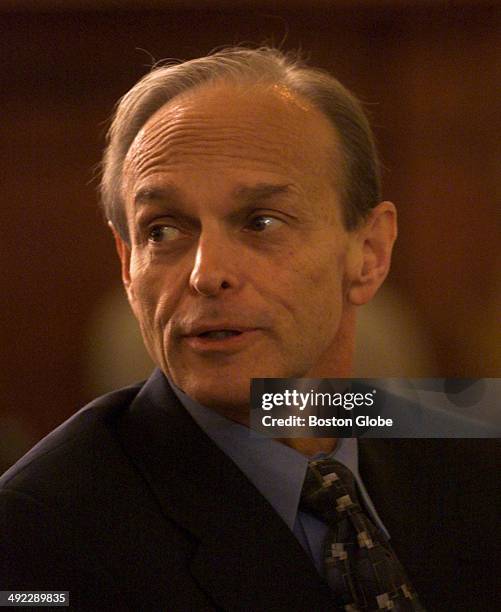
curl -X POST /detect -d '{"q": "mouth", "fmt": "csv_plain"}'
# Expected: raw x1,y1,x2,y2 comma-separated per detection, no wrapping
197,329,242,340
182,327,259,353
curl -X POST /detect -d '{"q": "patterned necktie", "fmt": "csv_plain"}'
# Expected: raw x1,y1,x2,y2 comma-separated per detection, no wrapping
300,459,425,611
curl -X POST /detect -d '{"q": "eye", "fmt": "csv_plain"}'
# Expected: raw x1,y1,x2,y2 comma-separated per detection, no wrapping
148,225,182,243
245,215,283,232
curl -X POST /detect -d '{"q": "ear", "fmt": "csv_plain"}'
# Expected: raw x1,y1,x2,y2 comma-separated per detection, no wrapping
109,221,132,292
346,201,397,306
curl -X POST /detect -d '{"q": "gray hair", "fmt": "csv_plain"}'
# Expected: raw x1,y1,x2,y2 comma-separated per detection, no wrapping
101,47,381,242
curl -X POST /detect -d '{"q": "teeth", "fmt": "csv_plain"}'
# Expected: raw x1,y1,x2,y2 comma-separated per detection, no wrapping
202,330,240,339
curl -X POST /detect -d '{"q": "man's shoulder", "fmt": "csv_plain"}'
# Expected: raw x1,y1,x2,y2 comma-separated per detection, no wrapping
0,380,145,502
0,377,195,608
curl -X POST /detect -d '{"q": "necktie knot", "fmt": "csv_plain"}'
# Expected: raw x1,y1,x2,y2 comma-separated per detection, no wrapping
300,459,362,524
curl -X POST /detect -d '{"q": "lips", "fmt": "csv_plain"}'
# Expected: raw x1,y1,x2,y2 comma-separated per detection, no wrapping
183,323,251,338
181,324,259,353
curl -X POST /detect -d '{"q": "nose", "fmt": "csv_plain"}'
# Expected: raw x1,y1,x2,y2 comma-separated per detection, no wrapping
189,229,242,297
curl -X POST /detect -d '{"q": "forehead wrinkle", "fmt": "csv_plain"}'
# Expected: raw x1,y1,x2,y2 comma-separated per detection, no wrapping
136,114,309,159
128,144,300,184
127,121,328,187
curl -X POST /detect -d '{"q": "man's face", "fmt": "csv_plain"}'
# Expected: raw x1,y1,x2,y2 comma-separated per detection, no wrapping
119,82,362,418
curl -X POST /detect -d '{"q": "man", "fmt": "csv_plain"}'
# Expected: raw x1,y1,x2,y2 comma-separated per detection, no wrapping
0,48,498,611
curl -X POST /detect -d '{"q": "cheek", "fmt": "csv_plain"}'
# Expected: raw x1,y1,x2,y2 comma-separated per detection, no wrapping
272,246,347,338
281,244,346,303
128,255,169,328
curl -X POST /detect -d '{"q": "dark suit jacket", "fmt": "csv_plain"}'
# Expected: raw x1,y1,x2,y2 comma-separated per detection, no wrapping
0,370,499,611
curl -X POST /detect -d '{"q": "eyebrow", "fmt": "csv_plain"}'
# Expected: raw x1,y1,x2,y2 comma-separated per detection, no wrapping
133,185,181,208
233,183,294,203
133,182,294,208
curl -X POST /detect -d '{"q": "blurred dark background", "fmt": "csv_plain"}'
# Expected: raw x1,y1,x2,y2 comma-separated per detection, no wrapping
1,0,500,469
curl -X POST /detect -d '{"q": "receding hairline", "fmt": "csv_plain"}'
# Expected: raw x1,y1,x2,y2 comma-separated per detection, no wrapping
121,78,346,206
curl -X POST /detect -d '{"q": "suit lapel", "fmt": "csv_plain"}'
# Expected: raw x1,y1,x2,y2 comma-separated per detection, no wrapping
358,439,467,608
115,370,333,610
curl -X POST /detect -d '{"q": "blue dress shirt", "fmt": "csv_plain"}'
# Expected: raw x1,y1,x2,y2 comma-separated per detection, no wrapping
170,382,389,575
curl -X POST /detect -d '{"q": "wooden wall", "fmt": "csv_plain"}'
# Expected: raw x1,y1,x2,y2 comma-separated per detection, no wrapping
1,3,499,463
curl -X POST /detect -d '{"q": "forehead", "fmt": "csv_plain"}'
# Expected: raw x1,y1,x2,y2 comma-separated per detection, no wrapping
123,81,342,197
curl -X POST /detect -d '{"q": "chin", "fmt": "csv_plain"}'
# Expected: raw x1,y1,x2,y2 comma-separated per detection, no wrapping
173,368,250,409
166,351,307,416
